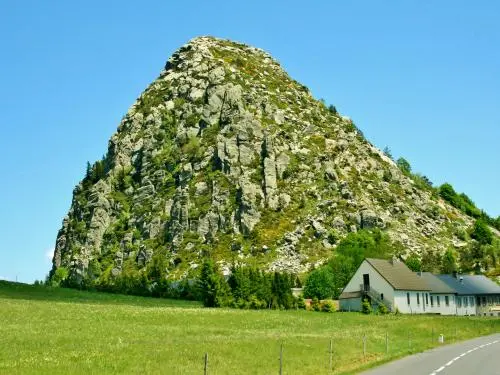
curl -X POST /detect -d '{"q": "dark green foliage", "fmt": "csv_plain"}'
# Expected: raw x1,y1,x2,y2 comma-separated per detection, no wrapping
271,272,294,309
303,266,335,299
197,258,231,307
470,220,493,245
361,298,372,314
396,157,411,175
439,183,485,219
383,146,393,160
328,105,338,114
404,254,421,272
441,249,457,274
226,265,296,309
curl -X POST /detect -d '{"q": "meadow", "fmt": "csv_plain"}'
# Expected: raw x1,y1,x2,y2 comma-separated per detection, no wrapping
0,281,498,374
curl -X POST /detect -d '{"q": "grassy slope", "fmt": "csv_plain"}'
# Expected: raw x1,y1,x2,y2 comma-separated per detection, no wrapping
0,281,498,374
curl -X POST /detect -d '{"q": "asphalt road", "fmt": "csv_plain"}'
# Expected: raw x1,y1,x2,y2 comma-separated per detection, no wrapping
361,333,500,375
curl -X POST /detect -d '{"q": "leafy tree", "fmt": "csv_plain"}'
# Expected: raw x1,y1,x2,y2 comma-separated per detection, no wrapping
328,105,338,114
405,254,422,272
420,250,442,273
404,254,421,272
383,146,393,160
198,259,230,307
439,183,457,204
303,267,335,300
51,267,69,287
396,157,412,175
441,249,458,274
325,229,393,298
470,220,493,245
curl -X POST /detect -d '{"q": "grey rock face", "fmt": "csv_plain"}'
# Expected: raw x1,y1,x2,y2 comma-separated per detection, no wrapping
51,36,480,285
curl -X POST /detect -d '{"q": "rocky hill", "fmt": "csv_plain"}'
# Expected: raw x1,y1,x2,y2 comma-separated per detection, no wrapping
51,36,483,285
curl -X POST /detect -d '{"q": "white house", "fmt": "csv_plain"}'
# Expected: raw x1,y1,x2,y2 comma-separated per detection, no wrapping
339,258,431,313
416,272,457,315
339,258,500,316
437,274,500,317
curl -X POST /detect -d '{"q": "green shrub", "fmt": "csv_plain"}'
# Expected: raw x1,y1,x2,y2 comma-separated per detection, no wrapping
311,297,321,311
321,299,336,313
297,298,306,310
361,299,372,314
377,303,388,314
51,267,69,287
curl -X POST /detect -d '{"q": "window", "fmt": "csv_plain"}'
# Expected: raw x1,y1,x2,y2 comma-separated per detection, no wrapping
425,293,429,305
437,296,441,306
482,297,487,306
407,292,410,305
488,297,493,306
445,296,449,306
457,297,462,308
464,297,468,307
430,295,434,307
470,297,474,306
417,293,420,305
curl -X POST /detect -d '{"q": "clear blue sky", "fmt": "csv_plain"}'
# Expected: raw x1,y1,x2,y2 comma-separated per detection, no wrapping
0,1,498,283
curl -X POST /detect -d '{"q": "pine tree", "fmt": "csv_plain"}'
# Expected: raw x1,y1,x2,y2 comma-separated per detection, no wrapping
198,259,230,307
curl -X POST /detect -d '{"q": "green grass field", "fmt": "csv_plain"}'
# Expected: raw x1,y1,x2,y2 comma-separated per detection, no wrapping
1,281,498,374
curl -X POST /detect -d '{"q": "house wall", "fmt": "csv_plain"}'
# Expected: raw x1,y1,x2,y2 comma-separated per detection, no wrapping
341,260,395,309
475,294,500,316
394,290,432,314
428,293,457,315
339,297,361,312
454,295,477,316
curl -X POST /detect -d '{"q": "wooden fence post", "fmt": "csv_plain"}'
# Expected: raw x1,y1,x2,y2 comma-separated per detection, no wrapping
385,332,389,354
279,343,283,375
329,338,333,373
363,334,367,359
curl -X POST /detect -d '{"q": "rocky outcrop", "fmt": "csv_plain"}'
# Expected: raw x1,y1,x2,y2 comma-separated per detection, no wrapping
51,36,481,285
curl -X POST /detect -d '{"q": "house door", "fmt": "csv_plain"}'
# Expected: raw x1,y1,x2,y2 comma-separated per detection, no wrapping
363,274,370,291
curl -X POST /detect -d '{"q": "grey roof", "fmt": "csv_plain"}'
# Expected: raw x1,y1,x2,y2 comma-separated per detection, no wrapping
366,258,430,291
436,274,500,295
339,291,362,299
417,272,456,294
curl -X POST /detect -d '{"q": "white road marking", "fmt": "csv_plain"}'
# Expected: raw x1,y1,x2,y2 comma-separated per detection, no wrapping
428,339,499,375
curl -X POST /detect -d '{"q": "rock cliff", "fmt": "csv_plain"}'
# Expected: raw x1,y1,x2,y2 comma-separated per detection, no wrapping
51,36,478,284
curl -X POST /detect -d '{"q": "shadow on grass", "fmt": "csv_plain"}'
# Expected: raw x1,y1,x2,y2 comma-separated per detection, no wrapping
0,280,202,309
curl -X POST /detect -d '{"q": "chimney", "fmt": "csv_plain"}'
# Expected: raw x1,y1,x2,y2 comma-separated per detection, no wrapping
390,256,398,265
417,272,422,277
452,271,458,279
